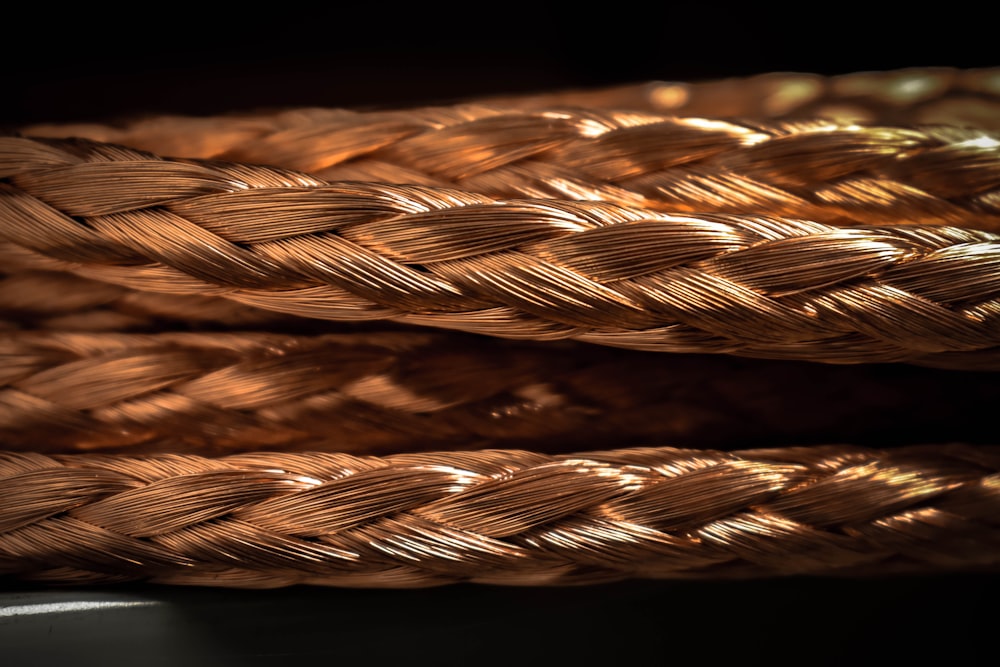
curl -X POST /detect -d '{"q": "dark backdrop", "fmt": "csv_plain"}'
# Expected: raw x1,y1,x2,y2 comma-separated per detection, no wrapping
6,7,998,125
2,7,998,666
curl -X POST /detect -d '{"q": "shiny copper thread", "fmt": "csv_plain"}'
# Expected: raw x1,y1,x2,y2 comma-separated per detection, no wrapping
2,135,1000,368
2,445,998,587
1,68,999,587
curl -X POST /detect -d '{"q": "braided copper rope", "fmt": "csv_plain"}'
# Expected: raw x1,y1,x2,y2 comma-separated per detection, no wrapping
3,69,999,588
2,135,999,368
1,331,996,455
21,100,1000,230
2,445,997,588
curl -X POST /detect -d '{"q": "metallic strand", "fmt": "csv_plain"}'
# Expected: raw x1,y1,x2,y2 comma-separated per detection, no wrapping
1,136,999,368
1,445,997,588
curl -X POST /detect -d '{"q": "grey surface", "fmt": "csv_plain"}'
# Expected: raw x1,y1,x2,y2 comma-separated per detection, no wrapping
2,575,996,666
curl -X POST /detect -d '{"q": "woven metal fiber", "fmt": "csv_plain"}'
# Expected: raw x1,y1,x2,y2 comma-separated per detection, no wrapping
1,67,998,588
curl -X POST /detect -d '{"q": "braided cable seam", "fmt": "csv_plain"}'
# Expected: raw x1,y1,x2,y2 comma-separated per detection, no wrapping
1,445,997,587
1,136,998,367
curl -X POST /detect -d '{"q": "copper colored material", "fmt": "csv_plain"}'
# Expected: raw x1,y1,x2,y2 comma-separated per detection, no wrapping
2,69,999,589
22,103,1000,230
1,331,996,455
2,136,999,368
483,67,1000,129
1,445,997,587
0,269,291,331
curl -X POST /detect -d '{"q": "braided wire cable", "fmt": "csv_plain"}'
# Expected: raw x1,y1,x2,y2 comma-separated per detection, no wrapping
2,135,999,368
2,70,999,589
2,240,998,376
1,331,996,455
20,95,1000,230
2,445,997,587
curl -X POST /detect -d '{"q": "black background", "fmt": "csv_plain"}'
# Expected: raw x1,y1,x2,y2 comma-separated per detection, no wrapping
6,7,999,125
2,6,998,665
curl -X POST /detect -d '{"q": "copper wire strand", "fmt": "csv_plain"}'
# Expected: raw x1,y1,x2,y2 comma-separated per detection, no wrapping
1,444,998,588
1,135,999,368
19,86,1000,230
0,330,996,455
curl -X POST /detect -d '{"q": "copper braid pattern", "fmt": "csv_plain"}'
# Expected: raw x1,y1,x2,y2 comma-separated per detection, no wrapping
2,331,997,455
21,98,1000,231
2,70,999,587
9,107,1000,338
1,136,999,368
2,445,998,587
